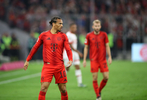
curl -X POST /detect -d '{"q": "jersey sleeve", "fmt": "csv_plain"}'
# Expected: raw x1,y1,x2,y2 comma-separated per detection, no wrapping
64,34,73,61
84,34,89,45
26,33,43,61
104,32,109,44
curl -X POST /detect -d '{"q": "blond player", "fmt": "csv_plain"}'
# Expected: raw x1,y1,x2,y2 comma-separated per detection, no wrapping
83,20,112,100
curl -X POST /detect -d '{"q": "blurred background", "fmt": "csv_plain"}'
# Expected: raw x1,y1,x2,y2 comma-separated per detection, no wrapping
0,0,147,62
0,1,147,100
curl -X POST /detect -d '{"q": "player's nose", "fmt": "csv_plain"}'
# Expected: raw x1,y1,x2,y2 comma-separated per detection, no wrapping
61,25,63,28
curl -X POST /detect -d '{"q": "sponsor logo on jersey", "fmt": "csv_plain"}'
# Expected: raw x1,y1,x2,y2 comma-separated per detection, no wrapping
47,37,51,40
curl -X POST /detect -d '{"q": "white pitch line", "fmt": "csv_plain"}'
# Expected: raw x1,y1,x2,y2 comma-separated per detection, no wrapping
0,70,28,78
0,72,41,85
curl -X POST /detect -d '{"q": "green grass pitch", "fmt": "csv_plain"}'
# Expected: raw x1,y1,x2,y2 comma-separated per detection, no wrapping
0,60,147,100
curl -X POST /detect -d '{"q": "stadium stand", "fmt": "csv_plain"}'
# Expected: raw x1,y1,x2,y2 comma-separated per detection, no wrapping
0,0,147,60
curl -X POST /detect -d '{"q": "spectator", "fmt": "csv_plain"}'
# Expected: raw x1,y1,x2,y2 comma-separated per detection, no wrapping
0,4,5,20
0,40,10,63
27,31,37,60
10,33,20,61
1,33,12,57
0,40,5,55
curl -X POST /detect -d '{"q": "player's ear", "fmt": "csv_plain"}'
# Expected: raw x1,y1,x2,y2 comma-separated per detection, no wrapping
92,25,94,29
52,22,55,27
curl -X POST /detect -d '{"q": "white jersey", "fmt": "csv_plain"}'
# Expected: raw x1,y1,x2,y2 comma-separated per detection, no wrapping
66,31,77,50
63,31,80,66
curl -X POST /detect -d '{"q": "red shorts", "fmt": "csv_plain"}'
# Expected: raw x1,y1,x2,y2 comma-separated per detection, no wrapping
41,63,67,84
90,60,109,73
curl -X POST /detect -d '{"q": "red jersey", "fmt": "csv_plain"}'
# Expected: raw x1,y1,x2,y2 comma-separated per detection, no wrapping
84,31,109,62
26,30,72,65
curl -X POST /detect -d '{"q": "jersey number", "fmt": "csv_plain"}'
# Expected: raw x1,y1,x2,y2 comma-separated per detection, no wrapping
60,71,66,78
103,63,106,68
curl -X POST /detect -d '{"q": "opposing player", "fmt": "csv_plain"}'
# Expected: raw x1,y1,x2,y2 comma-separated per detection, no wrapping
83,20,112,100
24,16,73,100
63,23,86,87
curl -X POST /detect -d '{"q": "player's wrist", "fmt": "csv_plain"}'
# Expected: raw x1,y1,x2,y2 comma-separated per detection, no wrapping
25,60,29,63
108,56,112,58
69,60,73,62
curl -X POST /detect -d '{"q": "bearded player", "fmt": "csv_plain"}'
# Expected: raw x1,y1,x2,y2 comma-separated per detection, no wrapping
63,23,86,87
24,16,73,100
83,19,112,100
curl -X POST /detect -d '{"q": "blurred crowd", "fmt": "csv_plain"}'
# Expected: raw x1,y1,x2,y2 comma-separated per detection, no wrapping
0,32,20,62
0,0,147,60
0,31,42,62
0,0,146,33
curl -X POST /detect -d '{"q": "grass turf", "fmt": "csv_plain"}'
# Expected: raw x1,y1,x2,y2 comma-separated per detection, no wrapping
0,60,147,100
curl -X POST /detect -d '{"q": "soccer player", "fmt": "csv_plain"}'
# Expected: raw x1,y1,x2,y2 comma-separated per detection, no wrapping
63,23,86,87
24,16,73,100
83,19,112,100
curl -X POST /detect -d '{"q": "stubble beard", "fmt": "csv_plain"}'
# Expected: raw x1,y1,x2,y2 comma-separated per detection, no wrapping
57,28,61,32
94,29,100,34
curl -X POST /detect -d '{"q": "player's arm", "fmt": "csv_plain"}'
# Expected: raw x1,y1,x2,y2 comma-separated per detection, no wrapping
106,43,112,65
70,44,83,58
83,45,88,67
64,35,73,67
24,34,43,70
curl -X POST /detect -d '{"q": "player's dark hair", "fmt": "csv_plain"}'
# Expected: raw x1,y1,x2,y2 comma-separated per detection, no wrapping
70,23,76,27
49,16,61,26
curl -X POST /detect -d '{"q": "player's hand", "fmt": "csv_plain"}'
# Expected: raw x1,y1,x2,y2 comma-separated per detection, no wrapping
83,60,86,67
78,52,83,58
24,61,29,71
66,60,72,68
66,67,70,71
108,57,112,65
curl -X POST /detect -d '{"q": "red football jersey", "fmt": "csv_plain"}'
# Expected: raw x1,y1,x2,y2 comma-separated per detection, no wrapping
84,31,109,62
26,30,73,65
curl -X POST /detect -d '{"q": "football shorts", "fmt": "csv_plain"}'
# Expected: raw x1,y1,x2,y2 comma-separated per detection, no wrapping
41,63,67,84
90,60,109,73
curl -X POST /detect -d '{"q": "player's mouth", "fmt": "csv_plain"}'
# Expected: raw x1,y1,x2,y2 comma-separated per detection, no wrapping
95,30,99,32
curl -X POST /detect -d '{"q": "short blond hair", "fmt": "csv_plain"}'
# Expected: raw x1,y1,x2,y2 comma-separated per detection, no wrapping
93,19,101,25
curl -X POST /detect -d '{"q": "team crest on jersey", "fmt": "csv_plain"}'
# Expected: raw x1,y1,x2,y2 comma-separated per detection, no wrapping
100,36,103,40
57,37,61,41
92,38,95,40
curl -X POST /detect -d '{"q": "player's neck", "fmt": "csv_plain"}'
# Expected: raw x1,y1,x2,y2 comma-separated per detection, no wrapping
50,28,58,34
94,31,100,35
